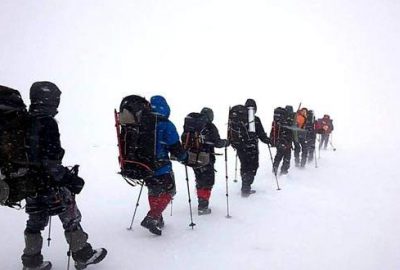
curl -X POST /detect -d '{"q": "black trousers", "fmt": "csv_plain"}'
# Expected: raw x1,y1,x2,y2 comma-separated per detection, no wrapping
25,188,82,233
193,163,215,189
145,172,176,197
273,145,291,173
319,134,330,149
294,138,308,166
237,147,259,190
307,138,316,161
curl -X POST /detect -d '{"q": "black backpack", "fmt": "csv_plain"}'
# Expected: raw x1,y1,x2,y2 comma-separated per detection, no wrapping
115,95,161,185
0,86,40,206
305,110,315,129
269,107,296,147
269,107,286,147
228,105,256,149
181,112,210,167
0,86,30,172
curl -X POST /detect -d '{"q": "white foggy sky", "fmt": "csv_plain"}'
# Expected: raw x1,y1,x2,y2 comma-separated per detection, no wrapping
0,0,399,150
1,3,400,269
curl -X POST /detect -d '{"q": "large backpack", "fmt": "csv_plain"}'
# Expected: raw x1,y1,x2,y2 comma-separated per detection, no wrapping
0,86,37,206
0,86,30,172
269,107,286,147
305,110,315,130
115,95,159,185
228,105,256,149
315,118,332,134
181,112,210,168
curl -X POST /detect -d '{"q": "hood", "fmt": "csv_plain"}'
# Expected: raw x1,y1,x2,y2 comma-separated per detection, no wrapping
245,98,257,113
29,81,61,117
200,107,214,122
150,95,170,118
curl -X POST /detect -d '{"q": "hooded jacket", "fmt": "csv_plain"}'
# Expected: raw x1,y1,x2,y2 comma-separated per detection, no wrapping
316,116,334,134
28,82,66,183
244,99,270,146
150,96,186,176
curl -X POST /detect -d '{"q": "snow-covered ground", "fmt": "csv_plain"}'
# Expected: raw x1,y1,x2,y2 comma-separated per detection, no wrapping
2,143,399,270
1,1,400,269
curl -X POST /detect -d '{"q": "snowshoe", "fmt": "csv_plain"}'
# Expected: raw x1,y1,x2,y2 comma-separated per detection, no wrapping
74,248,107,270
198,207,212,215
140,216,162,235
280,170,288,176
22,261,52,270
241,190,256,198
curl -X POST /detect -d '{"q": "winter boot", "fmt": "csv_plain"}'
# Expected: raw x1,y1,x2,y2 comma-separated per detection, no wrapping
198,208,212,215
197,188,212,215
22,232,51,270
280,170,288,176
241,189,256,197
73,244,107,270
65,228,107,269
241,184,256,197
158,215,165,228
241,175,256,197
300,160,306,168
22,261,52,270
146,193,171,230
140,215,162,236
197,197,211,215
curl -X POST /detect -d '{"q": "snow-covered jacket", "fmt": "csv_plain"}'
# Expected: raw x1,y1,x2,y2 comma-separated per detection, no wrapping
150,95,186,176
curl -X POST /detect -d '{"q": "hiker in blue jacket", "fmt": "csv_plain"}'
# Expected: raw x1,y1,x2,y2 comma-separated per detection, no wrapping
140,95,187,236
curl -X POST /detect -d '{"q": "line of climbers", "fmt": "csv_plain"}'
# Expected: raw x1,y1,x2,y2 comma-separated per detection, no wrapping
115,95,334,236
0,83,334,269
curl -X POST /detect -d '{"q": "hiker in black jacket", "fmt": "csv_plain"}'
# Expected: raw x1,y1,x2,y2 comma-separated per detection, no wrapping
305,110,317,163
193,107,229,215
21,82,106,270
271,106,294,175
235,99,270,197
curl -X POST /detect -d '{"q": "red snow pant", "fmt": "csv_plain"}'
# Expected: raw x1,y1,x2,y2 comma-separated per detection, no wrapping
145,172,175,219
193,163,215,209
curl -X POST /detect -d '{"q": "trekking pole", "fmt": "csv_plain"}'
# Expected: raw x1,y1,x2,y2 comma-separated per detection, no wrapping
318,134,321,159
184,166,196,229
329,134,337,151
170,198,173,217
314,147,318,168
233,152,238,183
127,182,145,230
66,246,71,270
267,144,281,191
47,217,52,247
224,147,231,218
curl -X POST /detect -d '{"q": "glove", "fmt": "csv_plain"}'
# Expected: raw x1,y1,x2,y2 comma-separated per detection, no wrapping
263,137,271,145
42,160,67,182
177,151,189,165
63,165,85,194
223,139,230,147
